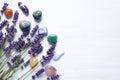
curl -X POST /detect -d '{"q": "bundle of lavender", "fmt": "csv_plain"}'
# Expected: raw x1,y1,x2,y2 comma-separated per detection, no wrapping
0,2,64,80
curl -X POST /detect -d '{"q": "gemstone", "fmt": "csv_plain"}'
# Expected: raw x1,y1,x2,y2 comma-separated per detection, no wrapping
18,2,29,16
19,20,31,32
29,57,38,68
53,52,64,61
45,65,56,76
33,10,42,22
4,8,13,19
38,27,48,35
47,34,58,44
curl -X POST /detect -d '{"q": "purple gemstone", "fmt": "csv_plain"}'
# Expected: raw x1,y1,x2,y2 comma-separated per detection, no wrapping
18,2,29,16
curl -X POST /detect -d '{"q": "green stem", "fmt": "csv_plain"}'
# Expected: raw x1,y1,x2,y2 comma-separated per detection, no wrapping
18,64,40,80
1,48,28,71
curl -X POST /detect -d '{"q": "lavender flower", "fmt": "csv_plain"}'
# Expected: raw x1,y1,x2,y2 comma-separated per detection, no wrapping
28,43,43,56
9,41,16,49
0,31,6,48
22,30,30,37
15,38,26,52
12,11,19,24
3,41,16,56
21,60,29,70
32,68,44,79
11,55,20,63
28,34,44,56
18,2,29,16
4,46,12,56
7,55,24,68
30,25,39,37
1,3,8,13
0,20,8,30
47,74,60,80
24,37,31,48
5,25,17,42
41,44,56,66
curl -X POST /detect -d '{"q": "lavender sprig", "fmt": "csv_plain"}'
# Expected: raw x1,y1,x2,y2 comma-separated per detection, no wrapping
0,20,8,30
4,41,16,56
12,11,19,24
0,31,6,49
28,43,43,57
7,55,24,68
30,25,39,37
32,68,44,80
41,44,56,66
1,3,8,14
5,25,17,43
15,38,25,52
47,74,60,80
0,55,24,80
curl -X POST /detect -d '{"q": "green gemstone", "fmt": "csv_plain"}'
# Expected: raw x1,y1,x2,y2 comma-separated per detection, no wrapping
32,10,42,21
47,34,58,44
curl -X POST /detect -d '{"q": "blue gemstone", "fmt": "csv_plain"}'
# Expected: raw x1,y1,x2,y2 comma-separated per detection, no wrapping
19,20,31,31
53,52,64,61
38,27,48,35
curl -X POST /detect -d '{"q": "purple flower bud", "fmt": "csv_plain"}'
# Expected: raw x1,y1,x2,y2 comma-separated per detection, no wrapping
19,58,24,64
30,25,39,37
1,3,8,13
32,75,35,80
12,11,19,24
24,60,29,67
41,44,56,66
5,25,17,42
4,47,11,56
0,20,8,30
47,74,60,80
32,68,44,79
11,55,20,63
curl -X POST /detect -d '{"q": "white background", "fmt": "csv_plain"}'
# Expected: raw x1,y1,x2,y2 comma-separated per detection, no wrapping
0,0,120,80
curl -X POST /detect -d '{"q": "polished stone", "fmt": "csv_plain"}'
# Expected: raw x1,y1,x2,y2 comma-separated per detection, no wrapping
19,20,31,31
45,65,56,76
4,8,13,19
33,10,42,22
38,27,48,35
29,57,38,68
53,52,64,61
47,34,57,44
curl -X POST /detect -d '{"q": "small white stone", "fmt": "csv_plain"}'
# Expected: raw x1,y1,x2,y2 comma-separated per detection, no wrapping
53,52,64,61
38,27,48,35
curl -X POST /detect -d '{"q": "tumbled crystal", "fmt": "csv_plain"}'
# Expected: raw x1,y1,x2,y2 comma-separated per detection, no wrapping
53,52,64,61
29,57,38,68
19,20,31,32
18,2,29,16
45,65,56,76
33,10,42,22
38,27,48,35
4,8,13,19
47,34,58,44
